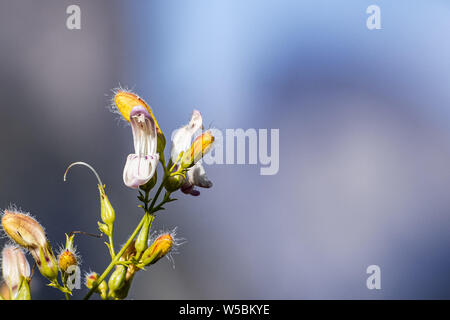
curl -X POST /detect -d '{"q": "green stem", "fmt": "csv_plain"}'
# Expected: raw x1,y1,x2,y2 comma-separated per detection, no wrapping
108,227,115,258
148,179,166,211
83,215,147,300
84,159,174,300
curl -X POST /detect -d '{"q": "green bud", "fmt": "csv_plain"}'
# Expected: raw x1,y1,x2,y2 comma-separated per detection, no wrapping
99,185,115,226
108,265,127,295
35,244,59,281
165,174,185,192
135,215,153,257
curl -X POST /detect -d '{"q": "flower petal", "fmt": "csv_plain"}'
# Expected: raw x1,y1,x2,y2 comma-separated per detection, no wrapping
123,154,159,189
170,110,203,163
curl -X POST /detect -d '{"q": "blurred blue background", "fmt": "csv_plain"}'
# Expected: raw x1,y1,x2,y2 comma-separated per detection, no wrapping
1,0,450,299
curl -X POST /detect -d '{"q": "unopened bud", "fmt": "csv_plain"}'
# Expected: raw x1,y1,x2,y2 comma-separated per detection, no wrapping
36,244,59,281
99,185,115,228
180,131,214,168
165,174,185,192
58,234,79,273
141,233,173,266
1,209,58,281
107,265,127,297
2,210,47,250
85,272,108,299
135,215,153,257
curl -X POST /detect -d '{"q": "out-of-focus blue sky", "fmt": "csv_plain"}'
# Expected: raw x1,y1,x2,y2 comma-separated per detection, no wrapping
1,0,450,299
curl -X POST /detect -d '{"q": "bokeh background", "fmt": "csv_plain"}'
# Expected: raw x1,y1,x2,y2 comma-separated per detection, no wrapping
1,0,450,299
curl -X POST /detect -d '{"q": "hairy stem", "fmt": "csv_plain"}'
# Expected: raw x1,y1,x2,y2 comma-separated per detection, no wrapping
83,215,147,300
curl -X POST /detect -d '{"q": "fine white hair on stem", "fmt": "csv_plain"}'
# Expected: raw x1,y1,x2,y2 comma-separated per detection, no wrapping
63,162,103,186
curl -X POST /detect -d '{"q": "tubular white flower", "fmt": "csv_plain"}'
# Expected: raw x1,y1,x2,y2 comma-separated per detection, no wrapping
181,162,213,196
170,110,203,163
123,106,159,189
1,245,30,297
170,110,214,196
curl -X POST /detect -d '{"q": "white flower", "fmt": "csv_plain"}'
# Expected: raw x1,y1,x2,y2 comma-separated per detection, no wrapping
170,109,203,163
181,162,213,196
170,110,213,196
123,106,159,189
1,245,30,297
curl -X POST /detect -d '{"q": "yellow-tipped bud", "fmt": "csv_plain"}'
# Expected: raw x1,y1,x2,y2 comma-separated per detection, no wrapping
58,250,77,272
58,233,79,273
2,210,47,250
1,209,58,281
114,90,166,153
141,233,174,266
58,252,77,274
180,131,215,168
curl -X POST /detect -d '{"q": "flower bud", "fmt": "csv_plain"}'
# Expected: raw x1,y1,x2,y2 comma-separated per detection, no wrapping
58,251,77,272
164,174,185,192
36,244,59,281
85,272,98,289
1,245,31,299
2,210,47,250
135,215,153,257
99,185,115,228
107,265,127,296
85,272,107,300
114,90,166,153
108,241,138,300
180,131,215,168
109,271,134,300
58,234,79,273
1,209,58,281
141,233,174,266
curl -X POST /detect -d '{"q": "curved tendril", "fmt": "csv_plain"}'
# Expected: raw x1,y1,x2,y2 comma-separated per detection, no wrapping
63,161,104,186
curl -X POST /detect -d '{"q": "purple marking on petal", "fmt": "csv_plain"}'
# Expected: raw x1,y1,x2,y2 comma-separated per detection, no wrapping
130,105,152,119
